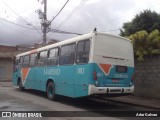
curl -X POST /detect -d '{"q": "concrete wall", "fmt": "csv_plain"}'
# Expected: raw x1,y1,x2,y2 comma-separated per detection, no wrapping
134,55,160,99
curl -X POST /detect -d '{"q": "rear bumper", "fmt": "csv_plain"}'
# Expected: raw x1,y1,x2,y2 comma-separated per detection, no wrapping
88,85,134,95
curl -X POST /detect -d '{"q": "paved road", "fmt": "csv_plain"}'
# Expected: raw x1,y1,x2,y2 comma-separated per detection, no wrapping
0,82,158,120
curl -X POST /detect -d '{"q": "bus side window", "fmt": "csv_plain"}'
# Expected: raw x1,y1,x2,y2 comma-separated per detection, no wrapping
38,51,47,66
30,53,37,67
60,44,76,65
76,40,90,64
23,55,30,68
48,48,59,66
19,56,23,68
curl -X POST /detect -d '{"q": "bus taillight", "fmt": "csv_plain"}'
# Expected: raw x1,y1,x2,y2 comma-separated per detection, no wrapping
93,71,97,80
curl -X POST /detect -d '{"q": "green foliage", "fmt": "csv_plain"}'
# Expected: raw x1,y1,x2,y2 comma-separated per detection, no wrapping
128,30,160,61
120,10,160,36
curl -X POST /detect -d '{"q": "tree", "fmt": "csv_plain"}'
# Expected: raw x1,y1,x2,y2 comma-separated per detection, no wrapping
120,10,160,37
128,30,160,61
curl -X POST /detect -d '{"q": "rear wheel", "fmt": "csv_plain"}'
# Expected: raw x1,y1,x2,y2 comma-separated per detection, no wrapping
47,82,56,100
18,79,25,91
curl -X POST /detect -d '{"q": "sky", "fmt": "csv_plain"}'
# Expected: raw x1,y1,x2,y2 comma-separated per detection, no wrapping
0,0,160,46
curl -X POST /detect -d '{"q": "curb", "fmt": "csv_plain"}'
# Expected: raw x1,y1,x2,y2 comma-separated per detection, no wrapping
106,98,160,110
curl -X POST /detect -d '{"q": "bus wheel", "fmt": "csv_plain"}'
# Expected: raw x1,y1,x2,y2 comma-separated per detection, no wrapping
18,79,24,91
47,82,56,101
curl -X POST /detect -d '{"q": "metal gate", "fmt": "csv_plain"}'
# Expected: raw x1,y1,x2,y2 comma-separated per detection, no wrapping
0,67,7,80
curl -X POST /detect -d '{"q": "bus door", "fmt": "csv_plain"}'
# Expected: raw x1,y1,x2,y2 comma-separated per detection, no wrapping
19,54,38,89
36,51,48,91
58,44,76,97
74,40,90,97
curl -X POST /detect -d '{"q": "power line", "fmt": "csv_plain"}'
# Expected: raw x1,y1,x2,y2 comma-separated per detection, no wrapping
50,0,69,24
1,0,42,36
0,19,41,44
0,17,40,30
0,11,32,24
50,28,82,35
0,10,41,29
47,0,89,37
55,0,89,29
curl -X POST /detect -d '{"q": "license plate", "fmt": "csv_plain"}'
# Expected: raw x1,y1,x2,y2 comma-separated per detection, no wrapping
112,79,119,83
116,66,127,73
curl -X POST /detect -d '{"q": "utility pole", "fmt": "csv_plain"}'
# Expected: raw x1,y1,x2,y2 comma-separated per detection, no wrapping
42,0,47,46
37,0,50,46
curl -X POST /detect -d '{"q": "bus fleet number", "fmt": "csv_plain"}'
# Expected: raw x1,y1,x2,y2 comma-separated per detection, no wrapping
77,68,85,74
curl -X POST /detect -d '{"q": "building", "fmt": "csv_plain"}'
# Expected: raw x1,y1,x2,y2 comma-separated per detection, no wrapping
34,39,59,48
0,45,32,81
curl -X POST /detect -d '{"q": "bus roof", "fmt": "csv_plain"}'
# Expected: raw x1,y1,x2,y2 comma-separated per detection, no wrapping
16,32,130,58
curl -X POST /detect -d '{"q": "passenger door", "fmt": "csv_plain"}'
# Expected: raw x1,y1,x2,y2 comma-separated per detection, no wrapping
74,40,90,97
59,44,76,97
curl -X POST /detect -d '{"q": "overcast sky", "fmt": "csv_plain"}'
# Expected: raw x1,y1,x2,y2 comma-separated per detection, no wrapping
0,0,160,46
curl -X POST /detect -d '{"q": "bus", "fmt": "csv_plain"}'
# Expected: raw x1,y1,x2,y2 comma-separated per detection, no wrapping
12,31,134,100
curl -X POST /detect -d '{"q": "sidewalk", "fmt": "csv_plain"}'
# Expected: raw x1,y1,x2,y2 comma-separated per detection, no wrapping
106,95,160,110
0,81,12,87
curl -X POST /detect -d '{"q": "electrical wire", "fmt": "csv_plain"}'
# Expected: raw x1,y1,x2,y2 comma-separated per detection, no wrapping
50,28,82,35
0,11,34,24
55,0,89,29
1,0,42,36
0,19,41,44
50,0,69,24
0,17,40,30
47,0,89,37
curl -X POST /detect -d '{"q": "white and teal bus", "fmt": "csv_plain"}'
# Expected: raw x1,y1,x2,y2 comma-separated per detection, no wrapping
13,32,134,100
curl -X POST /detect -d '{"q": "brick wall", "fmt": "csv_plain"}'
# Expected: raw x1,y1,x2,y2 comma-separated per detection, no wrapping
134,55,160,99
0,45,16,52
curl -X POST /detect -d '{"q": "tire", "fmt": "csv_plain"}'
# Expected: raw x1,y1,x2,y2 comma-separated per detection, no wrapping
18,79,25,91
47,82,56,101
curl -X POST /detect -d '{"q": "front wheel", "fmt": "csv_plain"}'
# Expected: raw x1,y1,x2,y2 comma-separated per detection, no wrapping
47,82,56,101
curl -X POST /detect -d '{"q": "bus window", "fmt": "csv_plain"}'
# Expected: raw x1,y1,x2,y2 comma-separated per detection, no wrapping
76,40,90,64
19,56,23,68
60,44,76,65
38,51,47,66
48,48,59,66
30,53,37,67
23,55,30,67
